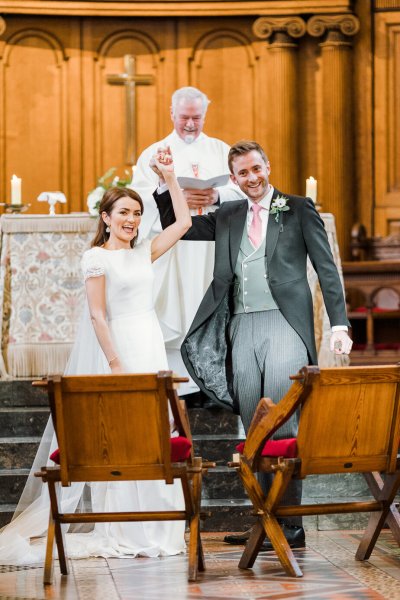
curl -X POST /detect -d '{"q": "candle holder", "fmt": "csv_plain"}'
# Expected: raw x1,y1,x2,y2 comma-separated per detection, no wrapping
0,202,31,214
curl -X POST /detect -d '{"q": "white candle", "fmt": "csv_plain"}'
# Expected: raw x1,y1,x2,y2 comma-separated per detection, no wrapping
132,165,137,179
11,175,22,205
306,176,317,204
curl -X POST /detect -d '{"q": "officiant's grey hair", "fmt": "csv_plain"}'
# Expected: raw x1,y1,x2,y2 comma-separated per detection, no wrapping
171,87,210,115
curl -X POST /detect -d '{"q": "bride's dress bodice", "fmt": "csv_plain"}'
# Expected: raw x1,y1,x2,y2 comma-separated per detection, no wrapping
83,240,154,320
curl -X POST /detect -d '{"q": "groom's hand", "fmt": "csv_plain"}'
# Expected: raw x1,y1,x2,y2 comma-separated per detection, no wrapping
330,330,353,355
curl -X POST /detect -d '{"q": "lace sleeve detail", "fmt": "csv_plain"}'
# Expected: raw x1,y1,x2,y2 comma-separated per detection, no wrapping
81,250,105,281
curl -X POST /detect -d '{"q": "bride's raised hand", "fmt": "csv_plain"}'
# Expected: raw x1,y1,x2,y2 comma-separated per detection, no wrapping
151,146,174,176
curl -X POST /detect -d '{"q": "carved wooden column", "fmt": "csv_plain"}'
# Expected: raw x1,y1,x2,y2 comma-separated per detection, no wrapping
308,15,360,259
253,17,306,193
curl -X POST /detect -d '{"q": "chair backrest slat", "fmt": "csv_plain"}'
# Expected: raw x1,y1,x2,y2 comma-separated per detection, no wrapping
297,365,400,476
49,373,177,485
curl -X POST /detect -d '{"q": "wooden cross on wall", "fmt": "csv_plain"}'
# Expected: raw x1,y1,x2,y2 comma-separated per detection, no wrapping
107,55,154,166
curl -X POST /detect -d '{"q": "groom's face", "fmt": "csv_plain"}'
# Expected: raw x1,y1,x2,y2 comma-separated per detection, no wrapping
230,150,271,203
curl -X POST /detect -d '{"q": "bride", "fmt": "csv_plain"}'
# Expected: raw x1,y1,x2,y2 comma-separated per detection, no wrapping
0,148,192,564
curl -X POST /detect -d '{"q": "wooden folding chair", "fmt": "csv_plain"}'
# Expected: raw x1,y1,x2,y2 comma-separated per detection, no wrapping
34,371,211,584
231,365,400,577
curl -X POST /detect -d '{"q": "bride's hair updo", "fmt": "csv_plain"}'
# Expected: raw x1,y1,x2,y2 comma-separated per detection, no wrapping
91,186,144,249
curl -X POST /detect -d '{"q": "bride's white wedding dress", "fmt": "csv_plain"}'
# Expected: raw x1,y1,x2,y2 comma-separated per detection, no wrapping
0,239,185,564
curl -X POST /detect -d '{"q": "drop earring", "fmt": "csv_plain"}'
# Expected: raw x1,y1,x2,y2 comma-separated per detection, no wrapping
105,225,110,233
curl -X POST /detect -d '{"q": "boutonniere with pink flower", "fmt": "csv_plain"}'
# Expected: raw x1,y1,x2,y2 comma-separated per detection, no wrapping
270,195,290,223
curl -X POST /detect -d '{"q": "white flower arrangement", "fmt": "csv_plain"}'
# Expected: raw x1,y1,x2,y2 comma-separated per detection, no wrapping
87,167,133,216
270,195,290,223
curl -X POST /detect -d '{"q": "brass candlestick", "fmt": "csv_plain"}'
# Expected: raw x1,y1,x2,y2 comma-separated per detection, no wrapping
0,203,31,214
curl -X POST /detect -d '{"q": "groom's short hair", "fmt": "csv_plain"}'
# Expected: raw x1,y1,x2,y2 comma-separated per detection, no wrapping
228,141,269,173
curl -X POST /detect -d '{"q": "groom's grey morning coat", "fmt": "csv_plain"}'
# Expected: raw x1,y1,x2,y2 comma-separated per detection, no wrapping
155,187,349,410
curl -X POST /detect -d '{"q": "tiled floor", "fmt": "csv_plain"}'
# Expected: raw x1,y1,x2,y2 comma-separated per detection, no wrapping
0,531,399,600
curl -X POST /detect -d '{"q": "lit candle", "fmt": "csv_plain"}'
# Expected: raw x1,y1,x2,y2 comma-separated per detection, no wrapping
11,175,22,205
132,165,137,179
306,176,317,205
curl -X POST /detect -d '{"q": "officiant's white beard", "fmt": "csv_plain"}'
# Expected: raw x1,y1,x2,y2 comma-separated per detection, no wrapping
183,134,196,144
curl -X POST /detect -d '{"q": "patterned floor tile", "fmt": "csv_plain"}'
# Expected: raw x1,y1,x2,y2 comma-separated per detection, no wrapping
0,531,398,600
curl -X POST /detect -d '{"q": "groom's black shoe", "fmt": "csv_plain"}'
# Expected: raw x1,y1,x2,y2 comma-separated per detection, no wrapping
224,529,252,545
259,524,305,551
224,524,305,550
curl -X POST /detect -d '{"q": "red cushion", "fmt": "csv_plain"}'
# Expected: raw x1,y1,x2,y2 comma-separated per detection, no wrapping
170,436,192,462
236,437,297,458
354,306,394,313
50,436,192,465
50,448,60,463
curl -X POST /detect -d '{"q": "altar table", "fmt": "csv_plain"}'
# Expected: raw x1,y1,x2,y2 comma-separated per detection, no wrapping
0,212,346,379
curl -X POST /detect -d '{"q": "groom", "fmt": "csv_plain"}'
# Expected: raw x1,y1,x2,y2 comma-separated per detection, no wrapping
153,140,352,549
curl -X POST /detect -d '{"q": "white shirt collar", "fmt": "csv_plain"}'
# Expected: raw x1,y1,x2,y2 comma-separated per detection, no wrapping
247,185,274,211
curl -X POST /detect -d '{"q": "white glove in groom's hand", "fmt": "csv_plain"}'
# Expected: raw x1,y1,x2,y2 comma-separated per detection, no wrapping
330,330,353,355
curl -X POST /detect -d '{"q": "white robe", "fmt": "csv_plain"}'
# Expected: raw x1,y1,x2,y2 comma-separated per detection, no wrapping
131,130,244,394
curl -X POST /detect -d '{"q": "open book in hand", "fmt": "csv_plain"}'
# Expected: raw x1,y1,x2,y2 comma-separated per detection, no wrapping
177,173,230,190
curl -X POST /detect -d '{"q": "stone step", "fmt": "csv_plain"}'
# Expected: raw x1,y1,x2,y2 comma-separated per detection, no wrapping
201,499,255,532
0,407,49,437
187,408,244,436
0,381,49,407
201,466,246,500
0,504,15,529
192,435,245,465
0,469,30,503
303,473,371,498
0,437,40,469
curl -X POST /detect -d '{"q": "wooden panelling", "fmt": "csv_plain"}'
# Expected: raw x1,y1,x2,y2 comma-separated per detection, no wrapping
375,0,400,10
374,11,400,236
0,1,354,18
187,24,258,144
0,4,387,260
81,18,172,199
353,0,373,235
0,17,81,212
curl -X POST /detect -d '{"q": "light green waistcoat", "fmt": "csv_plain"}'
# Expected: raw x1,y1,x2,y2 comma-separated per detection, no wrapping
232,223,278,314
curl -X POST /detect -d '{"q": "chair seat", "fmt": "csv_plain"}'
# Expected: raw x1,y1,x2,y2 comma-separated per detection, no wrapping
236,437,297,458
50,435,192,465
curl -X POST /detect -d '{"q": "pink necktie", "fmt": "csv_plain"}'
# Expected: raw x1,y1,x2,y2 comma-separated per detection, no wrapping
249,203,263,248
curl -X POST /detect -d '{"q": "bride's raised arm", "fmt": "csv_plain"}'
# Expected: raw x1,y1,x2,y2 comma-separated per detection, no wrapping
149,147,192,262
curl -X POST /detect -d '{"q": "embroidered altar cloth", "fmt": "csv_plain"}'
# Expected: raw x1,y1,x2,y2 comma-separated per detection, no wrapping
0,214,96,378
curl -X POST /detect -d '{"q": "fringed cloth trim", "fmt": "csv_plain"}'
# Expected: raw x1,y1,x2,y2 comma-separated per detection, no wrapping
0,214,98,234
6,343,72,377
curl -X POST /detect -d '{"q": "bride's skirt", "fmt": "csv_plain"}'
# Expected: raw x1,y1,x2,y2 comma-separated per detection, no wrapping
0,307,186,565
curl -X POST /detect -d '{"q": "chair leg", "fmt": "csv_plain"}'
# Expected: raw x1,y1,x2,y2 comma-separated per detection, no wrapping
197,529,205,572
363,472,400,544
44,507,56,585
356,471,400,560
45,479,69,581
238,521,265,569
239,517,302,577
188,458,203,582
53,484,68,576
237,460,302,577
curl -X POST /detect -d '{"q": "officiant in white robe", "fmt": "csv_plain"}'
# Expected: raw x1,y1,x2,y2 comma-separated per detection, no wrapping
131,87,244,395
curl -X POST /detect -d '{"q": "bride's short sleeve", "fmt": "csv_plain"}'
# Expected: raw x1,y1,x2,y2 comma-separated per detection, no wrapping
81,249,105,281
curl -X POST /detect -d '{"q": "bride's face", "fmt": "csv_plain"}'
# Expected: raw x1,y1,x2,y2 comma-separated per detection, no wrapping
103,197,142,246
